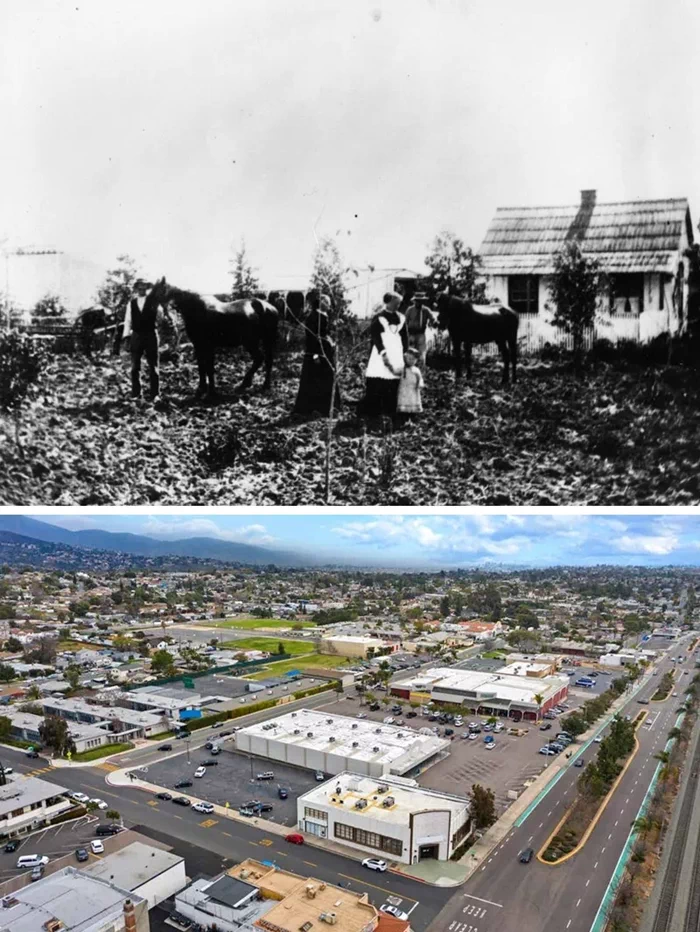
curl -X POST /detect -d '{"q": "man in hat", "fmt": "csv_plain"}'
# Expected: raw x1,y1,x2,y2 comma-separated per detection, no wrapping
122,279,161,402
405,292,432,367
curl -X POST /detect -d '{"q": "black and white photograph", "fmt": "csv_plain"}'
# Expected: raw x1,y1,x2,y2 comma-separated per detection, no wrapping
2,0,700,504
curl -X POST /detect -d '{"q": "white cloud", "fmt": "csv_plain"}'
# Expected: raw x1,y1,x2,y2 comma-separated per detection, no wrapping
141,517,275,546
614,534,679,556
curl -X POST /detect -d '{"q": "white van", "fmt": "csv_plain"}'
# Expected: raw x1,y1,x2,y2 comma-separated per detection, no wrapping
17,855,49,869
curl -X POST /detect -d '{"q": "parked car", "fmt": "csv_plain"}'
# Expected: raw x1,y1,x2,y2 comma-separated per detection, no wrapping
201,760,219,767
254,803,274,813
519,848,534,863
380,904,409,921
90,840,104,854
175,780,193,789
369,703,380,711
257,771,275,780
75,847,89,862
285,833,304,845
315,771,325,782
278,788,289,799
158,744,173,751
406,711,417,718
468,733,478,741
540,723,552,731
192,802,215,814
444,728,454,736
484,740,496,750
362,857,387,872
539,747,556,755
71,792,89,803
574,758,585,767
637,698,649,704
156,792,172,801
239,807,255,817
4,840,20,853
173,797,191,807
95,824,122,836
383,717,395,725
194,766,207,778
31,865,46,881
356,713,368,719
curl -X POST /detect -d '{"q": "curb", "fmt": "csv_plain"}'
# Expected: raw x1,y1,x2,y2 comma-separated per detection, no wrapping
536,709,648,865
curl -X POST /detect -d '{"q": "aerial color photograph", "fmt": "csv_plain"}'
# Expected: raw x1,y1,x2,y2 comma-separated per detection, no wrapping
0,511,697,932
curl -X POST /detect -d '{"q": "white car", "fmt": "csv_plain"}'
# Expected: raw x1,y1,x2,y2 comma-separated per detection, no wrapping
593,736,602,743
2,767,12,775
192,802,214,814
539,747,556,755
362,857,387,872
71,792,89,803
380,905,409,921
194,766,207,778
468,733,478,741
89,798,108,810
484,741,496,750
383,717,395,725
356,713,367,719
90,840,104,854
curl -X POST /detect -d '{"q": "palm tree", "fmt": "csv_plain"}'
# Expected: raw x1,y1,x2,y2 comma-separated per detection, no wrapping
533,693,544,713
654,750,670,765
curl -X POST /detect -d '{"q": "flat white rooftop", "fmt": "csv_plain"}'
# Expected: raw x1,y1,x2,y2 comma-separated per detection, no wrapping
236,708,449,774
0,776,68,817
84,840,183,891
299,771,469,826
397,667,568,705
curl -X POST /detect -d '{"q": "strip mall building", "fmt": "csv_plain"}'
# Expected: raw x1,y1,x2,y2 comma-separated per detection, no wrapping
390,667,569,722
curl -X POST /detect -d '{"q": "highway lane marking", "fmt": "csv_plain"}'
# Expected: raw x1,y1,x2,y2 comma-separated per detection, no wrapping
172,814,183,820
337,873,417,901
221,831,232,837
576,898,581,907
463,894,503,908
586,879,590,887
567,920,572,928
487,857,492,863
594,861,598,869
601,847,606,853
528,836,533,843
608,833,612,840
303,860,316,866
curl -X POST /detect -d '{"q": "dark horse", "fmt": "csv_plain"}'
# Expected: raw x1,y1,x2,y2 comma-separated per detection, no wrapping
436,293,519,384
150,277,281,397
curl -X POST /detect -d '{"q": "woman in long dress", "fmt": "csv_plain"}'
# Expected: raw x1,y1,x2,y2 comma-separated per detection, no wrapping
292,293,341,417
362,292,408,417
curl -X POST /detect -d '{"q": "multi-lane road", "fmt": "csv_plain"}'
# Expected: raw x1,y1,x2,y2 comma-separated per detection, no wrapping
428,642,693,932
0,745,451,932
2,636,693,932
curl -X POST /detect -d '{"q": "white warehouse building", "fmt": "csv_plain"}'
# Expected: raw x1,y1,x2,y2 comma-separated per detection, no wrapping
297,771,472,865
234,708,449,778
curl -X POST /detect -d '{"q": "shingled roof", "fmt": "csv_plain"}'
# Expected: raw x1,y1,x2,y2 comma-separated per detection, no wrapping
479,195,694,275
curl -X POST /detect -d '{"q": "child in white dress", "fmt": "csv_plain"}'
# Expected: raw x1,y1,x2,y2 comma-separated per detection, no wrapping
397,349,424,416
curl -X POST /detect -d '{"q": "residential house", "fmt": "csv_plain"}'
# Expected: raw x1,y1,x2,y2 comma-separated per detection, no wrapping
479,190,694,349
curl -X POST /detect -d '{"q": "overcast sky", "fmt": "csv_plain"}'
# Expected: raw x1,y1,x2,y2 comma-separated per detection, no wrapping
2,0,698,293
31,513,700,567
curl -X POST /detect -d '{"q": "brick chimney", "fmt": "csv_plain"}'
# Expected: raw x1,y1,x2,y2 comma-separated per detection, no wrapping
580,189,597,208
123,899,137,932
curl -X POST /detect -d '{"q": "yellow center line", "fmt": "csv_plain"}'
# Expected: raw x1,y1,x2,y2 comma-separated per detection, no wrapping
337,873,418,902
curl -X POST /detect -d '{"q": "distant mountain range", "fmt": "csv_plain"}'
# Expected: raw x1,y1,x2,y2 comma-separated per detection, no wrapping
0,516,313,568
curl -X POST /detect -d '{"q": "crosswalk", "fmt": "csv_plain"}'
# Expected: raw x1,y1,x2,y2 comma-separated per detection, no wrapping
24,766,52,777
95,762,120,772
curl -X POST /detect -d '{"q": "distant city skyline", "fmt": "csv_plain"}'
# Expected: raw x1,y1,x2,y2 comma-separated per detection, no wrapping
26,513,700,568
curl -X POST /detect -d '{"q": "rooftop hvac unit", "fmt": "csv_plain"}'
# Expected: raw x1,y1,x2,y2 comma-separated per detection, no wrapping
382,796,395,807
335,785,342,794
307,732,314,737
327,719,333,724
354,799,368,809
240,869,249,879
291,713,297,717
294,729,301,734
44,922,63,932
300,923,313,932
319,912,338,925
305,884,317,898
373,746,380,752
319,883,326,891
375,728,382,734
352,741,359,747
351,723,358,729
329,736,335,742
377,784,389,793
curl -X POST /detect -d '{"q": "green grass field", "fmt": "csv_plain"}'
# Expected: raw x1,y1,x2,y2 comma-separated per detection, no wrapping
57,640,102,651
213,618,316,630
221,636,318,656
246,653,348,679
70,742,133,762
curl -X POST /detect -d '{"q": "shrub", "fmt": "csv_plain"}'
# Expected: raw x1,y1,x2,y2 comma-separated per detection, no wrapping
0,332,46,442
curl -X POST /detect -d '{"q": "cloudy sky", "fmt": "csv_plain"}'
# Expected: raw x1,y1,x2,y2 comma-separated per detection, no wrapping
32,512,700,567
2,0,698,293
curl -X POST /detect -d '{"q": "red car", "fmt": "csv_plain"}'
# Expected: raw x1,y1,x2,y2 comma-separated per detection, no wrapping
285,833,304,845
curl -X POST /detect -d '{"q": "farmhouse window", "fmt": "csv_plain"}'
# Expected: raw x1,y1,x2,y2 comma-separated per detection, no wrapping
610,273,644,315
508,276,539,315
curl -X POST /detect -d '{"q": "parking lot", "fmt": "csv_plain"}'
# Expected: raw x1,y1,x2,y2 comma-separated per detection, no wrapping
143,745,318,825
0,815,100,882
317,688,592,812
